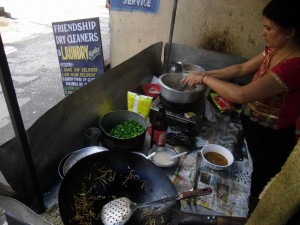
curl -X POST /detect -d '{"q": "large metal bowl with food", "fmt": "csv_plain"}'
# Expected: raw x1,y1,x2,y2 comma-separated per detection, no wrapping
99,110,147,151
158,73,204,104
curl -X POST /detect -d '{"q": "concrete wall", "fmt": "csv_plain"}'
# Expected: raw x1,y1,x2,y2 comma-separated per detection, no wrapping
110,0,270,67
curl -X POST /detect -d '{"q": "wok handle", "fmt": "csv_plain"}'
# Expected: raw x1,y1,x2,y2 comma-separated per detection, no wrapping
138,187,212,208
178,211,248,225
191,152,201,190
178,187,212,200
178,212,216,225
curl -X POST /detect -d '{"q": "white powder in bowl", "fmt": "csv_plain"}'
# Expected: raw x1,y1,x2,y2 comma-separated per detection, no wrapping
152,151,175,166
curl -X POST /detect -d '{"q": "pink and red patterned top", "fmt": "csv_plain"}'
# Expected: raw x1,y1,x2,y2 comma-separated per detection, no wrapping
243,47,300,129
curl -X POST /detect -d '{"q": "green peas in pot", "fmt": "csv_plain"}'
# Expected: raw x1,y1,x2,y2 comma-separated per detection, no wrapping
109,120,145,139
99,110,147,151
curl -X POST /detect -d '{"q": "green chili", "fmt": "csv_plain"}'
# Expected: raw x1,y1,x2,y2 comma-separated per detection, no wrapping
109,120,144,139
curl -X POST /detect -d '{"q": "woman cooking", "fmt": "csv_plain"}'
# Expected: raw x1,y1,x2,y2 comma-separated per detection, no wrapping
181,0,300,198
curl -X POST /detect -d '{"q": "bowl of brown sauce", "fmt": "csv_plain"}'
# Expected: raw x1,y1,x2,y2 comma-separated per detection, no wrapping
201,144,234,170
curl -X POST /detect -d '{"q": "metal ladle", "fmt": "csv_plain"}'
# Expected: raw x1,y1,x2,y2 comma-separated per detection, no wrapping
100,187,212,225
168,61,183,73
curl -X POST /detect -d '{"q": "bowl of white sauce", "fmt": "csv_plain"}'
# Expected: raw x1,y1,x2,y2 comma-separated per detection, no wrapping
148,146,179,167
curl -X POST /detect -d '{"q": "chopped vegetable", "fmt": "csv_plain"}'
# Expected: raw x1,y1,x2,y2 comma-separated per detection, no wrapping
109,120,145,139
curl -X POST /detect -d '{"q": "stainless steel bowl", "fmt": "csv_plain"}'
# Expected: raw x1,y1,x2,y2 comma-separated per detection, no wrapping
148,146,179,167
62,146,108,177
158,73,204,104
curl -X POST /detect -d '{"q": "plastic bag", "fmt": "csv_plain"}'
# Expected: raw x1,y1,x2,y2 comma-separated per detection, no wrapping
209,92,235,113
127,91,153,119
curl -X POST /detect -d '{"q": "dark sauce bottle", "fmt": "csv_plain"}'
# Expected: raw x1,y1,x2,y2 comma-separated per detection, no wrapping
150,104,168,148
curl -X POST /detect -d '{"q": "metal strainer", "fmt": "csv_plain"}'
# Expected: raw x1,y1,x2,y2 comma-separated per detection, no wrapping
100,187,212,225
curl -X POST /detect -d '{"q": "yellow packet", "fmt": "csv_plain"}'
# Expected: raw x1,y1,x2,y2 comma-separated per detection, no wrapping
127,91,153,119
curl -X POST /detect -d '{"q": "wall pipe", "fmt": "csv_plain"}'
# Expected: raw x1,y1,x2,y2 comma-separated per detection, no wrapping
164,0,178,73
0,34,45,212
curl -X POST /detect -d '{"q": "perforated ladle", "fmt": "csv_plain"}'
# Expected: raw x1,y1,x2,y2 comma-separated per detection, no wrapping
100,187,212,225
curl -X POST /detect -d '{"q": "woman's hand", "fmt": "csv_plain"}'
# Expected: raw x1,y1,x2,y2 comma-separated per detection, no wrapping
180,71,207,86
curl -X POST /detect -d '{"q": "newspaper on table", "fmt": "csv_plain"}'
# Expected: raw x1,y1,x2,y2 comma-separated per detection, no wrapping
171,122,253,218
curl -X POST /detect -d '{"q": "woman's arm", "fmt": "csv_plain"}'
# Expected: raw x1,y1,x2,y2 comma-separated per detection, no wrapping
207,52,263,80
201,73,283,104
181,52,283,104
182,52,264,83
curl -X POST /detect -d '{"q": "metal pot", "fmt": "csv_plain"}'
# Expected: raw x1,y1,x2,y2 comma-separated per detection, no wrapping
99,110,147,151
182,64,205,75
158,73,204,104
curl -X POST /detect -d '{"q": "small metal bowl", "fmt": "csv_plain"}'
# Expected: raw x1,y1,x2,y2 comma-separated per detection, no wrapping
148,146,179,167
62,146,108,177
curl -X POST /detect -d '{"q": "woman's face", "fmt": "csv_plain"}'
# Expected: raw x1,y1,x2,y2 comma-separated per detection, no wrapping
261,16,290,49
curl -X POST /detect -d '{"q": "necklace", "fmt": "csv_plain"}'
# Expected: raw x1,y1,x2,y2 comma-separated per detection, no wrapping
269,50,297,69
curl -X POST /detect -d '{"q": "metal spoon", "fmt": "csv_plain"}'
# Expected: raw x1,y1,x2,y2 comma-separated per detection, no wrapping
100,187,212,225
169,151,188,160
146,152,156,159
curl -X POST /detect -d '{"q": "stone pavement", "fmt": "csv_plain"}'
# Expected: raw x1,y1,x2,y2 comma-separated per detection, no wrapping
0,0,110,57
0,0,110,186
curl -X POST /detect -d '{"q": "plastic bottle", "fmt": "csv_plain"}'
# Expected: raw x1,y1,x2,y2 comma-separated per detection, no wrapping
150,104,168,148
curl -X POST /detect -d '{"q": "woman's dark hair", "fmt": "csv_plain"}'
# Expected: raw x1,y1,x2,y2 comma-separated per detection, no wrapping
263,0,300,39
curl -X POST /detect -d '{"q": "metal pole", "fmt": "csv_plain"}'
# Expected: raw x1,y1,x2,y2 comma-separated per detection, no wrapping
164,0,178,73
0,34,45,212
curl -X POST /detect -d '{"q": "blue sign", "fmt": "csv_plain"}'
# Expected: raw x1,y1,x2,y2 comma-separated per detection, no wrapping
52,18,104,96
111,0,160,14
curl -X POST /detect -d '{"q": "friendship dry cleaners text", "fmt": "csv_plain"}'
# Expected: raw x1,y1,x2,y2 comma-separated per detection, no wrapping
53,21,100,61
53,21,99,44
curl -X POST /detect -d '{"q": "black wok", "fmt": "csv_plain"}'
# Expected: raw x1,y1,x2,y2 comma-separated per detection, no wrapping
58,151,180,225
58,151,247,225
